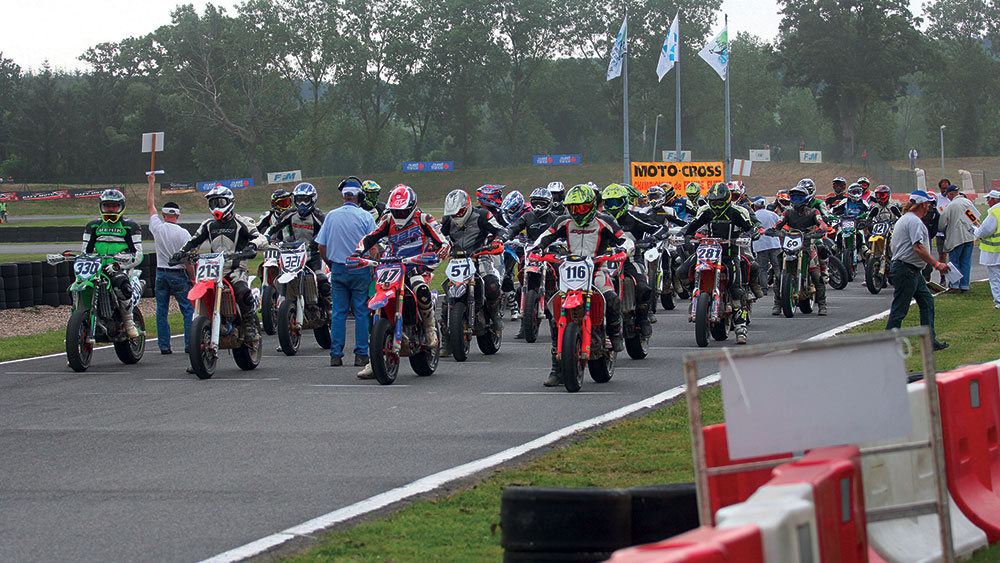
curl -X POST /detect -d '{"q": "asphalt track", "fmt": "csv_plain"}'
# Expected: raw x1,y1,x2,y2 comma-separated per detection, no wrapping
0,260,987,563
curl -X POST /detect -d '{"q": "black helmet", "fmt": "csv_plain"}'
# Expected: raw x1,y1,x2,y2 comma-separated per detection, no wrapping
832,177,847,195
707,183,731,216
270,189,292,213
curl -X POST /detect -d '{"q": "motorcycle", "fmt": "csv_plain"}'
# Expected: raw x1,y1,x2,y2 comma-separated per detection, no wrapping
257,245,281,335
651,227,689,310
818,234,849,291
619,243,650,360
531,250,625,393
441,243,504,362
348,253,441,385
835,216,862,282
687,237,747,347
47,251,146,372
865,220,892,294
776,229,824,318
172,251,262,379
520,251,558,343
272,241,332,355
502,240,526,320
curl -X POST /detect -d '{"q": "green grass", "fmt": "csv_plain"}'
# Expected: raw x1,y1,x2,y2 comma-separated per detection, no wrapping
0,311,186,362
0,253,48,263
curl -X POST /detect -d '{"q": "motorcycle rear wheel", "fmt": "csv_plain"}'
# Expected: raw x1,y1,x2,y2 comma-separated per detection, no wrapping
370,317,399,385
261,286,278,335
189,315,217,379
780,271,796,318
660,291,675,310
314,323,332,349
560,322,585,392
409,341,439,376
66,307,94,372
710,316,729,341
589,349,615,383
114,307,145,364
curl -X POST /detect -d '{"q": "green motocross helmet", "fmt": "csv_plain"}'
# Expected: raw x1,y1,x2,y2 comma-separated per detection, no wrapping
361,180,382,207
601,184,630,219
685,182,702,199
564,184,598,226
707,182,731,217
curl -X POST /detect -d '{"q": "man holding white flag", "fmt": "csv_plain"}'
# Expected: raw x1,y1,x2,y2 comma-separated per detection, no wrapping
607,17,627,81
657,12,679,81
699,24,728,80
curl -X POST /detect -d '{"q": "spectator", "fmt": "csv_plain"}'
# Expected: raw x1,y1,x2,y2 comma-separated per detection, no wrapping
909,147,919,170
974,190,1000,309
774,144,782,161
885,190,950,350
750,197,781,299
934,179,952,283
861,150,868,170
315,179,377,371
146,173,194,354
0,200,7,224
938,183,980,292
799,140,806,151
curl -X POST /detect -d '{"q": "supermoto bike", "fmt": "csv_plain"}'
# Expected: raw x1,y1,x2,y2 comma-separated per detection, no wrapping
171,251,262,379
835,216,862,282
687,237,749,348
272,241,332,355
776,229,824,318
348,253,441,385
652,226,689,310
618,242,651,360
865,220,892,294
47,251,146,372
520,247,559,343
441,243,504,362
257,245,281,335
531,250,626,393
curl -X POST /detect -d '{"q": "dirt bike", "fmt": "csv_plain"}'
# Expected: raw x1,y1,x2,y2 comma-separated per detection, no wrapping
651,227,689,310
818,235,849,291
272,241,332,355
441,243,504,362
776,229,824,318
257,246,281,335
835,216,862,282
172,251,262,379
348,253,440,385
47,251,146,372
520,250,558,343
619,243,651,360
687,237,747,348
865,220,892,294
531,250,625,393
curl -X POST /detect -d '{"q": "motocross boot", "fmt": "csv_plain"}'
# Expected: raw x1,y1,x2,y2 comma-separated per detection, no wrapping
648,308,658,324
543,355,562,387
749,275,764,300
419,306,438,348
438,311,451,357
637,305,653,337
772,298,782,316
120,306,139,339
735,325,748,345
242,311,259,342
811,271,828,315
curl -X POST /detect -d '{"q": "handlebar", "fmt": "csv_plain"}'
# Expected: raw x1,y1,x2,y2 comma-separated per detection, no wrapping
527,251,628,266
169,250,249,266
347,252,439,269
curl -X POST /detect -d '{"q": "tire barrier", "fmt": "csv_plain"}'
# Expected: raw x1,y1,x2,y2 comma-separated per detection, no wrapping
629,483,700,546
606,524,764,562
0,223,198,244
0,253,159,310
703,424,794,521
862,382,987,561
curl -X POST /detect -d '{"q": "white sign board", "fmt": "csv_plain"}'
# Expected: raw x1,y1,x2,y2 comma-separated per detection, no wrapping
662,150,692,162
141,132,165,153
799,150,822,163
749,149,770,162
267,170,303,184
733,159,752,177
720,339,911,459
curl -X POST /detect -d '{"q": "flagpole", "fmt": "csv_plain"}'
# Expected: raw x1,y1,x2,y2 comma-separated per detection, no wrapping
675,10,682,163
724,14,732,182
622,12,630,184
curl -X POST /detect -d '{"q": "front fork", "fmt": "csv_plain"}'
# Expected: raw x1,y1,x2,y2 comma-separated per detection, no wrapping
211,283,222,351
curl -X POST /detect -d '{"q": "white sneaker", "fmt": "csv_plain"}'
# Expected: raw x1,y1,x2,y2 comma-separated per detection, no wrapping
357,363,374,379
511,309,521,320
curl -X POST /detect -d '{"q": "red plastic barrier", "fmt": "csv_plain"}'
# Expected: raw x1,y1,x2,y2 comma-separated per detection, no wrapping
606,525,764,563
703,424,794,521
766,446,869,563
867,546,887,562
936,363,1000,542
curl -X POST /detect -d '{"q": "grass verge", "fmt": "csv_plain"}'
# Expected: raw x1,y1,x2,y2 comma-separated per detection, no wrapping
0,312,185,362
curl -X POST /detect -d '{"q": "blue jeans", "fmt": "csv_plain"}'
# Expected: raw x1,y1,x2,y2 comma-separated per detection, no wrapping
155,269,194,351
948,241,973,290
330,263,372,358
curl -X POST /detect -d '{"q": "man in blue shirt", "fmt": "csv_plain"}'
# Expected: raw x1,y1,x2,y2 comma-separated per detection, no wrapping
316,179,378,368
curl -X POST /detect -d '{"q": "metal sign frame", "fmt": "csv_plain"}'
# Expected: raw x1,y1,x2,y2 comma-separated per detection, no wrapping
683,326,954,562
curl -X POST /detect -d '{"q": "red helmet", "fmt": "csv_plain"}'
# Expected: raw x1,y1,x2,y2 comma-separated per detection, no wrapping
873,184,891,206
387,184,418,227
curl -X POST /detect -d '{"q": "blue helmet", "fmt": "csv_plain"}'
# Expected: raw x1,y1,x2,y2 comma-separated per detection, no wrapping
293,182,318,216
501,190,526,222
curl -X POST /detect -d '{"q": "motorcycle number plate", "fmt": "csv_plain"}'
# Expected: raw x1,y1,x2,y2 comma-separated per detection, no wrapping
644,248,660,263
280,249,306,273
263,248,280,262
376,264,403,287
841,219,855,230
446,258,474,283
696,245,722,262
196,255,225,282
782,236,803,252
872,222,890,236
558,258,594,292
74,256,102,280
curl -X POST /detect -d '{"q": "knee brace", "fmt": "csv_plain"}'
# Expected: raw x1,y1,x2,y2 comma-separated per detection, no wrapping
414,284,433,311
484,274,502,302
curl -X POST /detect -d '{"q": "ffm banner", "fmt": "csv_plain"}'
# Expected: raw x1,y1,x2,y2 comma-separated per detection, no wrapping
800,151,823,163
266,170,302,184
662,150,692,162
749,149,770,162
533,154,581,166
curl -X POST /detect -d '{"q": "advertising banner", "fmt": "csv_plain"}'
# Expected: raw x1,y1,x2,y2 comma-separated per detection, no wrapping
160,182,197,195
749,149,770,162
20,190,71,201
630,161,724,193
533,154,581,166
402,161,453,172
266,170,302,184
197,178,254,192
0,192,18,201
661,150,692,162
800,151,823,163
68,188,105,198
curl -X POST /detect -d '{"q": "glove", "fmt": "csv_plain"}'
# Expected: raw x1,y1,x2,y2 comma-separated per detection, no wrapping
168,251,185,266
240,248,257,260
764,228,777,237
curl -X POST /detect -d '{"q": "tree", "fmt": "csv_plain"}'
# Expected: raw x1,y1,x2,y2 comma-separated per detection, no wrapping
777,0,926,160
0,53,22,169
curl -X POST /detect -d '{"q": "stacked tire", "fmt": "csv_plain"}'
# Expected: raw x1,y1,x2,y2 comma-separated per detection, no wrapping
1,263,16,310
41,262,60,307
57,260,73,306
142,253,156,298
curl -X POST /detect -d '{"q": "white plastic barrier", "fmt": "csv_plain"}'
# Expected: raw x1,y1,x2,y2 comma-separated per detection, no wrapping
862,382,987,562
716,483,821,563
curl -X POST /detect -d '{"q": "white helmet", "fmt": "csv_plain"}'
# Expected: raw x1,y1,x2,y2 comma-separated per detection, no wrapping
443,189,473,229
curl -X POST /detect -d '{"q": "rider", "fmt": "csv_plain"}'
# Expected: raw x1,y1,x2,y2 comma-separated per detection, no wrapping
257,189,292,234
172,187,266,338
547,181,566,215
506,187,561,339
857,177,872,201
679,182,756,344
868,184,903,223
826,177,848,208
767,190,790,213
766,184,830,316
439,189,508,352
266,182,331,307
360,180,385,221
355,184,448,347
685,182,704,216
645,185,688,229
832,183,872,256
83,189,144,338
530,184,632,386
498,190,529,319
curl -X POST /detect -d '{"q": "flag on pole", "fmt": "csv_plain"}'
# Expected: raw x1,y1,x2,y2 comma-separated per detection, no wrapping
698,23,728,80
606,17,628,81
657,12,679,82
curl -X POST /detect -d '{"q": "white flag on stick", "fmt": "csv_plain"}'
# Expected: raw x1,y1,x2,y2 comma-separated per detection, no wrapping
606,17,628,81
657,12,679,82
698,23,728,80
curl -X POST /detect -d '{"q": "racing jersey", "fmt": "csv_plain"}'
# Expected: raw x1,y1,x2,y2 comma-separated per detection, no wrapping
645,205,688,228
82,218,143,269
506,208,559,243
179,214,267,280
256,210,283,237
531,213,631,259
359,210,447,262
682,206,755,258
771,206,828,233
441,208,506,253
868,202,903,224
360,200,386,222
268,208,325,267
832,199,870,219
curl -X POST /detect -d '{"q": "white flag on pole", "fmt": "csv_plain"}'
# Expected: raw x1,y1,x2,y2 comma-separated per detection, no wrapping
606,17,628,81
657,12,679,82
698,23,728,80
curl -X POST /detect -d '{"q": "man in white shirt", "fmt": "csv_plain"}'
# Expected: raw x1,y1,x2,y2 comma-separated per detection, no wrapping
974,190,1000,309
147,174,194,354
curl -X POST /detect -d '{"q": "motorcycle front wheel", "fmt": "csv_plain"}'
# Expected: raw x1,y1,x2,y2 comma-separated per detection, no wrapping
66,307,94,372
476,313,502,356
521,289,541,343
233,325,262,371
560,322,585,392
865,257,884,295
114,307,145,364
261,286,278,335
842,247,856,281
277,298,301,356
660,291,675,310
694,293,711,348
448,301,471,362
370,317,399,385
189,315,217,379
780,271,796,318
828,256,848,290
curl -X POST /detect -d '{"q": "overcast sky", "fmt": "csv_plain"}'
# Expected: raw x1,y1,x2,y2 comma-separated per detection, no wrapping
2,0,925,73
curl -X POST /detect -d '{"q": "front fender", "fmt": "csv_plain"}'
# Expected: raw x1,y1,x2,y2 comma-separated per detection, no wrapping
188,280,215,302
